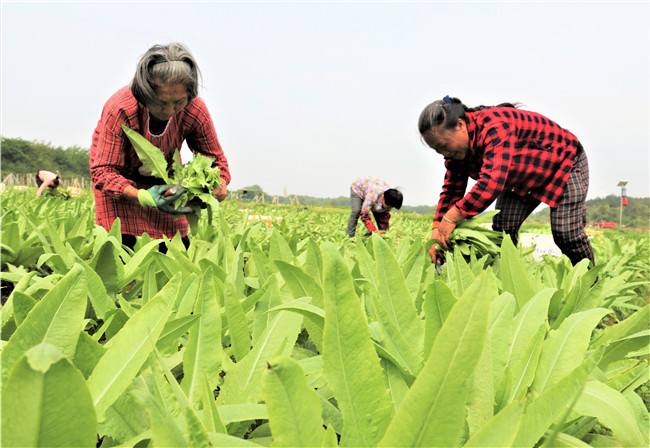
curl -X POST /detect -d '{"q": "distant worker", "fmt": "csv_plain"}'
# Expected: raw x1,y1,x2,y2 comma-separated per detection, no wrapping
35,170,61,197
347,176,403,237
420,95,594,266
89,42,231,252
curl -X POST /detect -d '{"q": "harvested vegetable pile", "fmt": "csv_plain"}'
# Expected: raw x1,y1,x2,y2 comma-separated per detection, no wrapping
435,210,504,259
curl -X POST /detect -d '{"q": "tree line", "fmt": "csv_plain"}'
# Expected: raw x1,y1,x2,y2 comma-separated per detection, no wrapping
1,136,91,181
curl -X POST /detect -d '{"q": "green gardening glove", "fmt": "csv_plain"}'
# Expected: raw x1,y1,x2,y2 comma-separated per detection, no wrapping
137,185,193,215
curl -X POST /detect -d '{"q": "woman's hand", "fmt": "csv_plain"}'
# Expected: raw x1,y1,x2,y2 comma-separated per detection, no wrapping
429,228,445,263
437,219,456,249
436,206,464,250
213,184,228,202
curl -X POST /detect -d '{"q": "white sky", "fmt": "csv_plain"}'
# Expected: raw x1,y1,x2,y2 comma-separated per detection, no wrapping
2,1,649,206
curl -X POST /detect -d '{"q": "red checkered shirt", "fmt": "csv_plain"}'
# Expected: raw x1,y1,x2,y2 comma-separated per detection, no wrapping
89,86,231,238
434,107,581,223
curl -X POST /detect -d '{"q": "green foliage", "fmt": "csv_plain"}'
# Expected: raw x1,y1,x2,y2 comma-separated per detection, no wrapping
1,135,91,180
1,189,649,447
529,195,650,229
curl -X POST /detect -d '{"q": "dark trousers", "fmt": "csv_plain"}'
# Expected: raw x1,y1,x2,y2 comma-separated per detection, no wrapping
492,148,595,266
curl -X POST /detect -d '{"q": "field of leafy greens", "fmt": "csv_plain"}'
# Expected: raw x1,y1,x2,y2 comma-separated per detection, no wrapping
1,187,648,448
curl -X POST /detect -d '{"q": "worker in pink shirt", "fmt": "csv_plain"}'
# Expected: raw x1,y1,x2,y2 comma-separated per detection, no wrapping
347,176,403,237
35,170,61,198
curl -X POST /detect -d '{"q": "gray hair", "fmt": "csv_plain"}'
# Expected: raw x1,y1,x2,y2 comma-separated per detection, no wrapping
131,43,201,106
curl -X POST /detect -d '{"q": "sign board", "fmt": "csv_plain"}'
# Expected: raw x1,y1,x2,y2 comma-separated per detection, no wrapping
519,233,563,260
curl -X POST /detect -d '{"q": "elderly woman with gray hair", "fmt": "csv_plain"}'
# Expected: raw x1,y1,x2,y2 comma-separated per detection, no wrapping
89,43,230,252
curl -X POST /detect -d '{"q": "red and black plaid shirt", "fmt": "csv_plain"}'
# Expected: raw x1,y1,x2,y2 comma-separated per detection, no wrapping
89,86,231,238
434,107,581,222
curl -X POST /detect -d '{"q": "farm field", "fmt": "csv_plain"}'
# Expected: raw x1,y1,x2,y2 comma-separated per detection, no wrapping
1,187,649,448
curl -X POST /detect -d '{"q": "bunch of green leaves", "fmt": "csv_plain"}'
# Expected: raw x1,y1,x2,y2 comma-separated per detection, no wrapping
42,188,71,200
121,124,221,232
433,210,504,259
174,152,221,210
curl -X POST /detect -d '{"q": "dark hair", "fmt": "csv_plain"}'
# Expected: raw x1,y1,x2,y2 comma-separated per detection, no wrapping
50,177,60,188
418,96,519,138
384,188,403,210
131,42,201,106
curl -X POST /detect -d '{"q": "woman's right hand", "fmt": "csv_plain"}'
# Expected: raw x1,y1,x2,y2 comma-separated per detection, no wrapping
429,228,445,264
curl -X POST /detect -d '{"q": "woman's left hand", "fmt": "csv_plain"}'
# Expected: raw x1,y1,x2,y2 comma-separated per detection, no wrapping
213,184,228,202
438,219,456,249
438,206,464,249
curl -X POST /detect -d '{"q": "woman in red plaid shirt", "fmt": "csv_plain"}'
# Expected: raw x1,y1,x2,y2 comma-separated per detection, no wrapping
420,96,594,266
89,43,230,251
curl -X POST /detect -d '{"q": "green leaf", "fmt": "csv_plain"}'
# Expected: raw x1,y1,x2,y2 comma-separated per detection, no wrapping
500,234,536,309
1,264,87,387
250,275,283,345
370,293,422,378
186,406,211,448
532,308,609,394
87,273,180,418
1,343,97,448
121,123,171,183
100,392,149,444
202,374,227,434
262,356,328,447
466,335,495,436
573,380,649,448
513,352,600,447
508,288,554,366
275,260,325,351
422,279,456,360
11,291,37,326
267,298,325,324
223,279,252,362
487,293,516,406
372,234,424,357
89,237,124,298
269,228,295,264
73,255,118,320
121,239,161,287
217,309,303,405
381,358,410,413
321,242,394,447
181,268,224,407
464,400,525,447
379,272,496,448
506,325,545,403
130,388,188,448
156,314,200,354
217,403,269,424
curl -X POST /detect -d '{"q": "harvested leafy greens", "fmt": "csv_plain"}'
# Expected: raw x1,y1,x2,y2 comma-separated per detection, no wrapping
121,123,222,233
432,210,505,260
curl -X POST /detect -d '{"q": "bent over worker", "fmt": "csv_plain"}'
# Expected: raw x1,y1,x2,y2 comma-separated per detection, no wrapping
347,176,403,237
35,170,61,197
419,96,594,266
89,42,230,252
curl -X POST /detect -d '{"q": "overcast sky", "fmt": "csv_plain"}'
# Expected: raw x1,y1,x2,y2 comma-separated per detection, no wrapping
2,1,648,206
